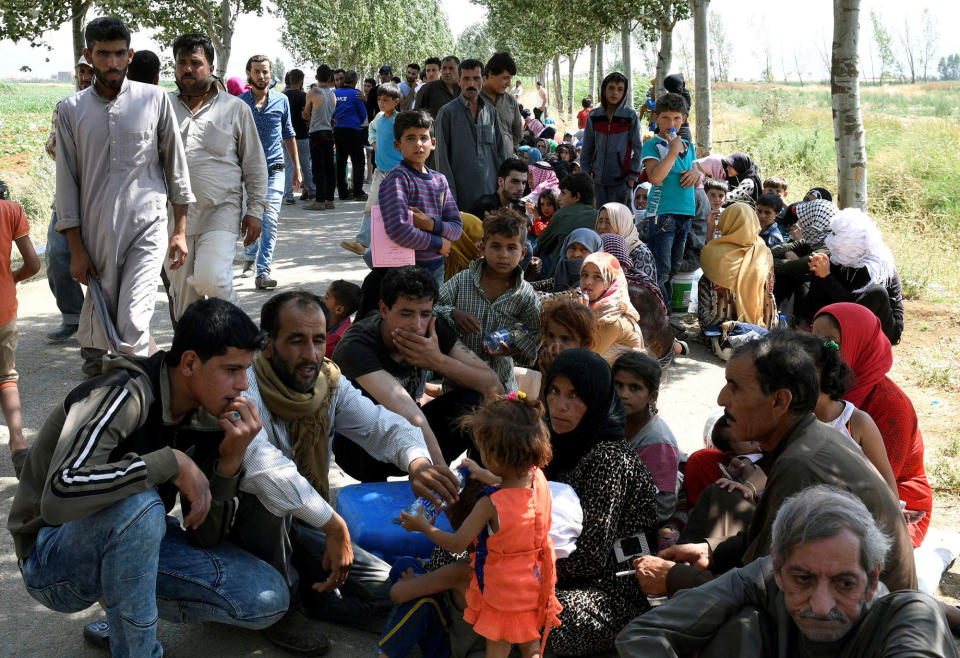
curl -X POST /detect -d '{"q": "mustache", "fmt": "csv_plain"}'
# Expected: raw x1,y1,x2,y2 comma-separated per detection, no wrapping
797,609,850,624
465,86,479,92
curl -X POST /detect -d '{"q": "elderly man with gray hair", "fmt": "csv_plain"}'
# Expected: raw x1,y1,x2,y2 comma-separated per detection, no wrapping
616,485,957,657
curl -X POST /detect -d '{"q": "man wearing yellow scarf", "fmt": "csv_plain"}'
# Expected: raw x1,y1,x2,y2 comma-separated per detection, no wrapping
230,291,462,654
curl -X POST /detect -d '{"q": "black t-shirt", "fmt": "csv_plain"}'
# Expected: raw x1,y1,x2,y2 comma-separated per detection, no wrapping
283,89,309,140
332,312,458,401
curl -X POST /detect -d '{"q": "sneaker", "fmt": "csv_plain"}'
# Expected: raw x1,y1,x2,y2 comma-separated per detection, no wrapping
284,197,295,205
241,260,255,278
47,323,79,342
324,201,335,210
340,241,365,256
255,273,277,290
304,201,326,210
83,619,110,650
352,191,368,201
262,609,330,656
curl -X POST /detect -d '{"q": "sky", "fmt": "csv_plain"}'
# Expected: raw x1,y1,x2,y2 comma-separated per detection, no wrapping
1,0,958,81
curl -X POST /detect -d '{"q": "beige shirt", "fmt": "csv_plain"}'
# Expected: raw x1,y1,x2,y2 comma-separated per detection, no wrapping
169,90,268,235
55,78,194,240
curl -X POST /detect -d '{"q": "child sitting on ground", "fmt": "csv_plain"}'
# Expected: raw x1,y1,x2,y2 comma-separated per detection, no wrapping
436,210,541,392
612,351,683,546
580,252,645,364
703,178,728,241
762,175,788,199
531,189,558,238
399,393,562,658
756,193,785,248
0,183,40,477
322,279,361,358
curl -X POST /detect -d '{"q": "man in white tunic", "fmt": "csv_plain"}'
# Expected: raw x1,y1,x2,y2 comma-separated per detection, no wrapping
55,17,194,376
164,33,267,322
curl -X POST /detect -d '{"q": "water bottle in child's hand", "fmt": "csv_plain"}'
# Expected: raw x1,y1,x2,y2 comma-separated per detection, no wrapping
482,324,529,355
396,465,470,526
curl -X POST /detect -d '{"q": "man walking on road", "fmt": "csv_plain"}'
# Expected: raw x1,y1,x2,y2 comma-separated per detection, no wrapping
435,59,506,213
282,69,316,204
165,34,267,321
44,55,93,343
239,55,300,291
55,17,194,377
333,70,368,202
304,64,338,211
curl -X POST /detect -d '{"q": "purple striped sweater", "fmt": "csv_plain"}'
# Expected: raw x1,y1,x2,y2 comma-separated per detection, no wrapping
379,161,463,270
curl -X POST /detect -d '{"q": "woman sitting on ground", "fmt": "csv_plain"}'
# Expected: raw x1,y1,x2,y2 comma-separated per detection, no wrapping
552,228,602,292
720,153,762,204
601,234,683,365
698,203,778,334
595,202,658,284
580,251,646,364
770,198,837,312
808,207,905,345
543,349,657,656
443,212,483,282
813,302,932,547
792,331,898,494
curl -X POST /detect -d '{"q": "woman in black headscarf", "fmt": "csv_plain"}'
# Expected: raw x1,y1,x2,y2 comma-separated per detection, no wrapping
721,152,762,203
662,73,693,142
543,349,658,656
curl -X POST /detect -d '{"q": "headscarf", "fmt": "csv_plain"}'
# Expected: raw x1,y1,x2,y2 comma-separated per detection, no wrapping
601,233,658,291
598,202,642,254
631,182,653,221
543,349,626,479
722,153,762,201
227,77,247,96
529,160,560,196
581,251,641,323
546,138,559,154
527,147,544,164
805,187,833,202
696,155,727,181
663,73,691,112
794,199,839,246
825,208,897,292
700,203,773,326
445,212,483,281
814,302,892,408
553,228,602,292
253,354,341,500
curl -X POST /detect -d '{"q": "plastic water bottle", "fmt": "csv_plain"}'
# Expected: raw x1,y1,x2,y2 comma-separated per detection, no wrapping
397,465,471,525
483,324,529,354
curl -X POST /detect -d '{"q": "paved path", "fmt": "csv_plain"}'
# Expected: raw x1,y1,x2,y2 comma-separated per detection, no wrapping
0,197,726,656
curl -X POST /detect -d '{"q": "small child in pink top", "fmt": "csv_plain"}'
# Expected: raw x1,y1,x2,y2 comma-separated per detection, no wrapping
322,280,360,359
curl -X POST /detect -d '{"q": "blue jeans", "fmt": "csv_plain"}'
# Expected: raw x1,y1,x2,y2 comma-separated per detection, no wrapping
284,137,315,199
21,491,288,657
46,210,84,325
244,169,285,276
356,211,371,247
647,213,693,304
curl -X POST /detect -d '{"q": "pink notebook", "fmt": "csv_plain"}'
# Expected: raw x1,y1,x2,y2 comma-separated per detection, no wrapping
371,205,417,268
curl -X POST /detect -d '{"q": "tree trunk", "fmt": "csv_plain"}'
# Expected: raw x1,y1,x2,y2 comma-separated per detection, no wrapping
71,0,89,81
596,39,604,99
693,0,711,156
621,21,633,108
832,0,867,210
589,44,596,103
655,15,675,98
567,52,577,118
552,54,563,121
216,0,234,79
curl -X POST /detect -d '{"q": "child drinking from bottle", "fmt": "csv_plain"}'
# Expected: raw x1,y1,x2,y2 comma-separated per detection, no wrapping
399,392,562,658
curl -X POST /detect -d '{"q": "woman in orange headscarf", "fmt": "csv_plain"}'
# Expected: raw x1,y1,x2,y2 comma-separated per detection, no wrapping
698,202,778,332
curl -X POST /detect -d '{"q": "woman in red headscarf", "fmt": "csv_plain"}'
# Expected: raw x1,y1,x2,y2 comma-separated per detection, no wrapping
812,302,932,547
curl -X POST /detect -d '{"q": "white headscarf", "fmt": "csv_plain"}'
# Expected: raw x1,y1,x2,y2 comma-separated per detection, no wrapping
631,182,653,222
825,207,897,293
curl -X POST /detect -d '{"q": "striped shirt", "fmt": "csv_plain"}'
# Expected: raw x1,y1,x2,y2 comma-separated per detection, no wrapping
238,365,430,529
435,259,541,391
379,161,462,270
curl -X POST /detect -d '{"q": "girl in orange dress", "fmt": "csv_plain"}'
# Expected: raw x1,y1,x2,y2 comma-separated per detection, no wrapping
400,392,562,658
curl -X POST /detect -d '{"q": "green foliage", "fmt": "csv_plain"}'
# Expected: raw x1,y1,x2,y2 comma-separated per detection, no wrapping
5,156,55,244
939,54,960,81
456,21,498,64
275,0,453,76
870,11,902,82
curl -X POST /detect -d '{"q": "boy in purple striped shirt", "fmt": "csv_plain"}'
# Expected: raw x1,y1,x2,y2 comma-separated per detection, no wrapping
378,110,462,282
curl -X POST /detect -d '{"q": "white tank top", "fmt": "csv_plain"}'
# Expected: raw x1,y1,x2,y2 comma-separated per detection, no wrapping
826,400,858,446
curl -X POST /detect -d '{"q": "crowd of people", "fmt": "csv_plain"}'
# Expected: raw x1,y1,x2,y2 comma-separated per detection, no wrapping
1,13,957,658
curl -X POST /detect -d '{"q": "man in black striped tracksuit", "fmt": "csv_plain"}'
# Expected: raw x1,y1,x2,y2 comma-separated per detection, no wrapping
7,299,289,656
